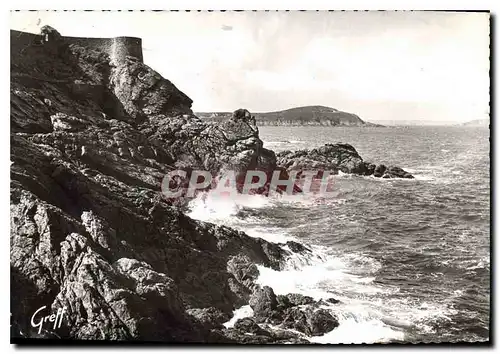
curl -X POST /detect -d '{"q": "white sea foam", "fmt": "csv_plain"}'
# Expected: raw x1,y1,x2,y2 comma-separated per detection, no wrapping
263,141,288,147
407,164,468,184
310,317,405,344
241,226,295,244
337,171,423,183
410,173,434,181
466,260,487,270
187,189,272,222
187,184,333,222
223,305,254,328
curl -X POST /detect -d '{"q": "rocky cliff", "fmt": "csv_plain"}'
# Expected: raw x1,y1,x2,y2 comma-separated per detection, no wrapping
10,28,335,343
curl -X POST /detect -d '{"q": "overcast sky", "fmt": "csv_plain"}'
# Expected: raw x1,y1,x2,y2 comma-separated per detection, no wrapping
11,11,490,123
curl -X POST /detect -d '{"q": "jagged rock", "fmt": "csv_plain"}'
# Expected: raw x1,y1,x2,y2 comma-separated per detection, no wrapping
277,143,365,174
373,164,387,177
226,255,260,304
276,295,292,311
307,308,339,336
284,241,311,253
285,293,315,306
281,306,339,336
234,318,271,336
277,144,413,180
364,162,376,176
245,291,340,337
382,166,415,179
109,57,193,122
325,297,340,304
246,287,339,337
281,308,309,334
52,255,195,340
186,307,230,330
276,293,316,311
264,326,310,343
223,321,309,344
221,329,275,344
249,286,278,322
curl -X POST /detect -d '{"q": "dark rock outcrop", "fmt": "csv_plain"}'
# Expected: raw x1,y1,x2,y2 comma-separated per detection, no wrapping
381,166,415,179
247,287,339,337
282,293,315,307
225,317,310,344
234,317,272,336
325,297,340,304
281,307,339,336
249,286,279,322
186,307,231,330
277,143,414,179
277,143,365,175
283,241,312,254
223,321,309,344
373,164,387,177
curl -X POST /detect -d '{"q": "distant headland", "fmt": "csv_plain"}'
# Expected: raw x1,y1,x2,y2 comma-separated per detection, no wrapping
197,105,383,127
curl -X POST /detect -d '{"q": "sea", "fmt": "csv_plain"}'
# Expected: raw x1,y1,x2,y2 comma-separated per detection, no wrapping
187,126,490,344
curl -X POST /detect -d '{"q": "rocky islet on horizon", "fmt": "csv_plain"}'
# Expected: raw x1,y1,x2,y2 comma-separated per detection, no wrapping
11,27,412,342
